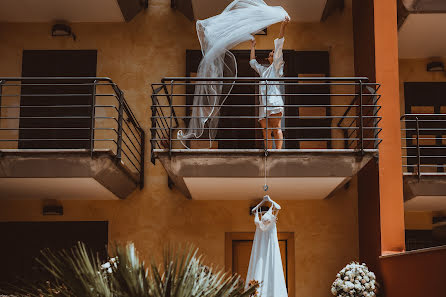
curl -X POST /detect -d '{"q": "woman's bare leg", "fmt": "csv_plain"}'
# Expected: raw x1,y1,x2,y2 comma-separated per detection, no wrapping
259,118,273,149
270,112,283,149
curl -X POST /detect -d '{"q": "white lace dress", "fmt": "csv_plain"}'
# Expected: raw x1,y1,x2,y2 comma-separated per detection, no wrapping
245,205,288,297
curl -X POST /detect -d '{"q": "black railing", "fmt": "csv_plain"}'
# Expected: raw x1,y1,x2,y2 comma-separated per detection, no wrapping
401,114,446,178
150,77,381,163
0,77,145,187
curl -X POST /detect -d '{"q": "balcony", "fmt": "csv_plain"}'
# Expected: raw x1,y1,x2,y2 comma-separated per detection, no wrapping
401,114,446,210
151,77,381,200
0,77,144,200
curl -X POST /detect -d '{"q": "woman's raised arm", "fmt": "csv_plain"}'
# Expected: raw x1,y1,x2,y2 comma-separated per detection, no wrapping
250,38,256,61
278,16,290,39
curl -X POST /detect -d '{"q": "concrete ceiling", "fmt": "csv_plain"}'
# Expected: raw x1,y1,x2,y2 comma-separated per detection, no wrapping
184,177,346,200
0,177,119,200
405,195,446,211
0,0,124,22
399,13,446,58
191,0,328,22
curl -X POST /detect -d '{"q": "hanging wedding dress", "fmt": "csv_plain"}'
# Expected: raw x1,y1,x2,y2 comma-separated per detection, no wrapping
246,205,288,297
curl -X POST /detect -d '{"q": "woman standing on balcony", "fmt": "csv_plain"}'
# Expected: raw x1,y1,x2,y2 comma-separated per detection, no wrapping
250,16,289,150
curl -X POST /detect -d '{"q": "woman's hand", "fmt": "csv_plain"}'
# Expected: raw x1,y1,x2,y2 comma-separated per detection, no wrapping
251,39,256,48
279,16,289,38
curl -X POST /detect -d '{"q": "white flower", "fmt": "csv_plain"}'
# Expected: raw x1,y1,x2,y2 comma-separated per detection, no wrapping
101,262,111,269
331,287,337,294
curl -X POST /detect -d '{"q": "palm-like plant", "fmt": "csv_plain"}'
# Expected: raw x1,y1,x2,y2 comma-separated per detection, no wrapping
15,242,258,297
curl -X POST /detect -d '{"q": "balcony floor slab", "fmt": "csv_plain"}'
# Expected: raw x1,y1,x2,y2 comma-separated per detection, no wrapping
403,175,446,211
155,150,376,200
0,149,139,200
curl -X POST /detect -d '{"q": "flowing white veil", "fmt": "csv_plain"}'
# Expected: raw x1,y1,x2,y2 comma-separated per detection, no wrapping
177,0,289,146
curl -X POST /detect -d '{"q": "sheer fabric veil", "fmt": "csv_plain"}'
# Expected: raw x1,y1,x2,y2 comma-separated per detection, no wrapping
177,0,289,146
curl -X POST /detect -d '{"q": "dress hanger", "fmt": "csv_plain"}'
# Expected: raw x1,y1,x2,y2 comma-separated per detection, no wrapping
251,194,281,214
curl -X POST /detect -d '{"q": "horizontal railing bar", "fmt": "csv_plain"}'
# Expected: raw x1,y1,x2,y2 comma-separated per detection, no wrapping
0,105,118,109
1,83,115,87
0,77,114,81
161,76,372,81
154,93,376,96
402,128,446,131
154,138,380,141
0,116,118,120
152,126,381,130
153,82,376,87
153,148,379,153
1,94,98,97
402,163,446,166
153,115,381,119
0,138,117,141
152,104,381,108
402,113,446,118
403,119,446,122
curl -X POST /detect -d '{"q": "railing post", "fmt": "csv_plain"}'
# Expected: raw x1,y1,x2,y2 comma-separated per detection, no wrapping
139,128,145,189
415,116,421,180
116,88,125,161
90,80,97,157
169,80,174,159
265,79,268,153
0,80,4,108
150,95,157,165
359,80,364,154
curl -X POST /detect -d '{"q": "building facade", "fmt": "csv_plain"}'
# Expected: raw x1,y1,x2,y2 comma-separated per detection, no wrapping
0,0,445,296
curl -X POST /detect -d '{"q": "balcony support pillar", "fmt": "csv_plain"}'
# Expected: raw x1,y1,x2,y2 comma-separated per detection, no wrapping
353,0,405,277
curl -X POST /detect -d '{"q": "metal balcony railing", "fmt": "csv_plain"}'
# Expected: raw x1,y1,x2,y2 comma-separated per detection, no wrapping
0,77,145,187
401,114,446,178
150,77,381,163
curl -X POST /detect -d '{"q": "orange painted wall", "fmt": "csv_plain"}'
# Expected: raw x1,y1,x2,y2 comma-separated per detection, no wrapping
373,0,405,254
380,246,446,297
352,0,405,257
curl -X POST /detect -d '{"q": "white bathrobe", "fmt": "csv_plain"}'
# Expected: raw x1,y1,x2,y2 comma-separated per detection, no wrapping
249,37,285,120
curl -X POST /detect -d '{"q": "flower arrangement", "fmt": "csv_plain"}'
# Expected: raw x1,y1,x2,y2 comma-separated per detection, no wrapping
331,262,378,297
247,280,260,297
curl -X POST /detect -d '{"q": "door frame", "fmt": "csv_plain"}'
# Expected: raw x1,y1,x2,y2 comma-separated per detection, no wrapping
225,232,295,297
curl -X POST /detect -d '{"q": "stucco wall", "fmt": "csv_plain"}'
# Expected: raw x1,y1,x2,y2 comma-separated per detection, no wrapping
0,1,359,296
399,58,446,227
399,57,446,115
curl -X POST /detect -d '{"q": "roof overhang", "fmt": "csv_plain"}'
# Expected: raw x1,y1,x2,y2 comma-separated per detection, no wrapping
0,0,145,23
173,0,344,22
398,0,446,58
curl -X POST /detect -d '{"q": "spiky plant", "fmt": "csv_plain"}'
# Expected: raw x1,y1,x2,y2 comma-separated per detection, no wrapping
14,242,257,297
